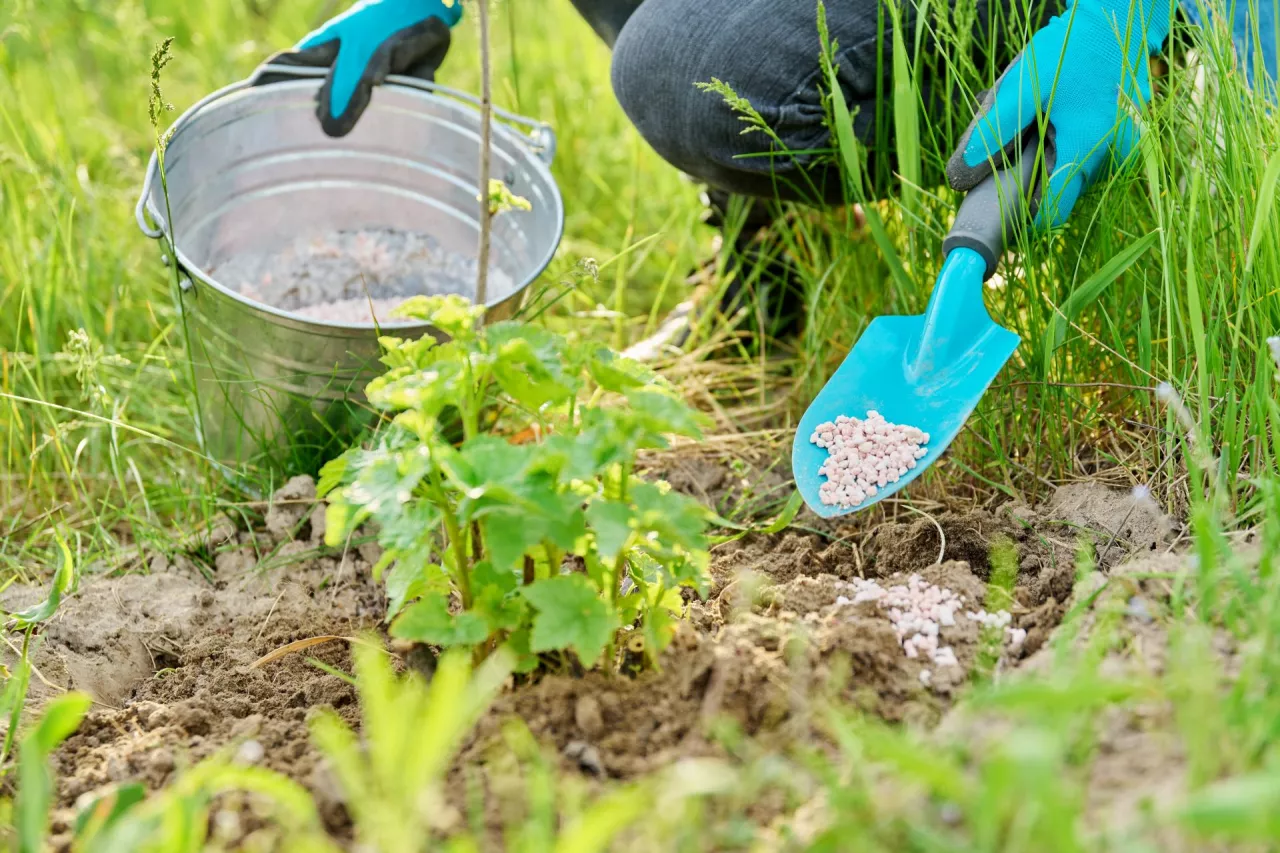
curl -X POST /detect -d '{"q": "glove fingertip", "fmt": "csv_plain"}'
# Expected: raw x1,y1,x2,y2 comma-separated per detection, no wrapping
316,72,368,138
318,105,362,138
945,149,987,192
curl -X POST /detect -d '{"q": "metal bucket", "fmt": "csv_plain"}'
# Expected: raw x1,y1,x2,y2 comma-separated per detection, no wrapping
136,64,563,473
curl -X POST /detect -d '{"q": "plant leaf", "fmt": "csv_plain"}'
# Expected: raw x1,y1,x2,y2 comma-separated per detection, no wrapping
1180,771,1280,838
483,508,549,570
630,482,709,551
17,692,92,853
8,533,77,629
315,452,350,498
390,293,484,339
642,595,681,659
586,501,633,560
377,499,444,554
73,782,147,840
488,322,577,408
468,560,525,634
391,593,488,648
1041,230,1158,368
366,357,468,417
708,490,803,544
522,576,617,668
625,390,705,439
0,654,31,767
1245,146,1280,277
587,347,654,393
384,557,448,621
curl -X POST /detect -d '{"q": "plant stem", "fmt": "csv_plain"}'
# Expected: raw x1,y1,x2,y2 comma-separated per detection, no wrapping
618,463,631,502
439,500,473,609
541,544,561,582
604,548,632,675
462,354,480,441
471,520,485,564
474,0,493,311
523,554,536,585
610,552,627,610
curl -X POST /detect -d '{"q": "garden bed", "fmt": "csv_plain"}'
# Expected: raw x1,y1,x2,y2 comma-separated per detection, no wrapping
2,453,1170,847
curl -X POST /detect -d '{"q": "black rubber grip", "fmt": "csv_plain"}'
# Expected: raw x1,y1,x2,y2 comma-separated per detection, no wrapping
942,139,1038,281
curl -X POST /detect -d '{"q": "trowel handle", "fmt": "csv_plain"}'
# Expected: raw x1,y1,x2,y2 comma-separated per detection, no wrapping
942,139,1039,281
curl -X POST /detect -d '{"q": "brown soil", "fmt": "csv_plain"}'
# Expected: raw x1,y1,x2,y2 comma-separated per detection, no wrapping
463,479,1167,786
0,460,1175,848
1,477,383,842
931,542,1246,844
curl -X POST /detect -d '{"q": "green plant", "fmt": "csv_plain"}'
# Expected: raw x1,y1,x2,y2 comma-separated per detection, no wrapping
321,295,711,671
7,692,92,853
307,640,510,853
68,759,334,853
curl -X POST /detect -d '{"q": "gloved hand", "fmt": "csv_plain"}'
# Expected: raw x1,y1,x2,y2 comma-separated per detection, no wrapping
264,0,463,137
947,0,1173,227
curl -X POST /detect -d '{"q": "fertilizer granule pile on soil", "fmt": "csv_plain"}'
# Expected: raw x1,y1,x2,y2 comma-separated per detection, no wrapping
210,227,514,324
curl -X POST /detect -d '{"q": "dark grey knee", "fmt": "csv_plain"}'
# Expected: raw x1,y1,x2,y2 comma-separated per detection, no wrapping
610,0,727,187
610,0,869,203
608,0,1047,203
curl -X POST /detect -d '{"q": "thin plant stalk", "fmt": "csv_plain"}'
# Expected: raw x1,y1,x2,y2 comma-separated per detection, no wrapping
475,0,493,311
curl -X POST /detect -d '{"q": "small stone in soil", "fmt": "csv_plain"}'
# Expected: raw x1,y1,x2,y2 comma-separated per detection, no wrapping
809,410,930,508
563,740,605,777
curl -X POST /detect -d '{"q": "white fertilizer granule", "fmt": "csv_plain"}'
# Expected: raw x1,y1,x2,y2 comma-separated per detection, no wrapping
838,574,1021,669
210,228,513,326
809,411,929,508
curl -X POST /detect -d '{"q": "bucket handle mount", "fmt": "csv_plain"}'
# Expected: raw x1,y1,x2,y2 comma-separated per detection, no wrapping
136,64,558,241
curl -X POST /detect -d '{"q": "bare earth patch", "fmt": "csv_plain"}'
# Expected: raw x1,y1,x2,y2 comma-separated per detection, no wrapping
0,458,1179,847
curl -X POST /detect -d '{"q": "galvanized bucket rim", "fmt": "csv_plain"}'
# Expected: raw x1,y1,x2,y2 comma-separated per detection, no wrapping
135,65,565,333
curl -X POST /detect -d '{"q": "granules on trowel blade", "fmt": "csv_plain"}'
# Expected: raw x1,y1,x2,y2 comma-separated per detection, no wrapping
809,411,929,508
211,227,514,325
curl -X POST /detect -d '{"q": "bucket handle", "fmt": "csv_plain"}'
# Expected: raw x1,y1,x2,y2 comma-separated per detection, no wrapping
249,63,558,165
135,64,558,241
135,76,267,241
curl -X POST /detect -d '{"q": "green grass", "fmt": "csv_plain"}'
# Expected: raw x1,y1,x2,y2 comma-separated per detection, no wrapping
0,0,708,575
11,0,1272,572
762,11,1280,521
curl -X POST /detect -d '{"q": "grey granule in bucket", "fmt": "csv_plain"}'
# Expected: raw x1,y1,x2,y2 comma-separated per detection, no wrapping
210,228,512,324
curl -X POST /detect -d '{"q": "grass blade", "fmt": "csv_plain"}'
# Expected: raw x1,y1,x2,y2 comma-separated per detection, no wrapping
1041,230,1159,371
1244,145,1280,277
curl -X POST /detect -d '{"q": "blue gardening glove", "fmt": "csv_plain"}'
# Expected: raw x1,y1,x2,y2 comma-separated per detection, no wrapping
264,0,463,137
947,0,1174,227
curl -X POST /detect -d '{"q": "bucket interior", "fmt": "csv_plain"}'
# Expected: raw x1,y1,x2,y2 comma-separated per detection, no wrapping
149,79,562,323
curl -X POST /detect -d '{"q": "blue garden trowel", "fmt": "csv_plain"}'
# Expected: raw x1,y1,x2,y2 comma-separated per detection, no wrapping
793,143,1037,517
